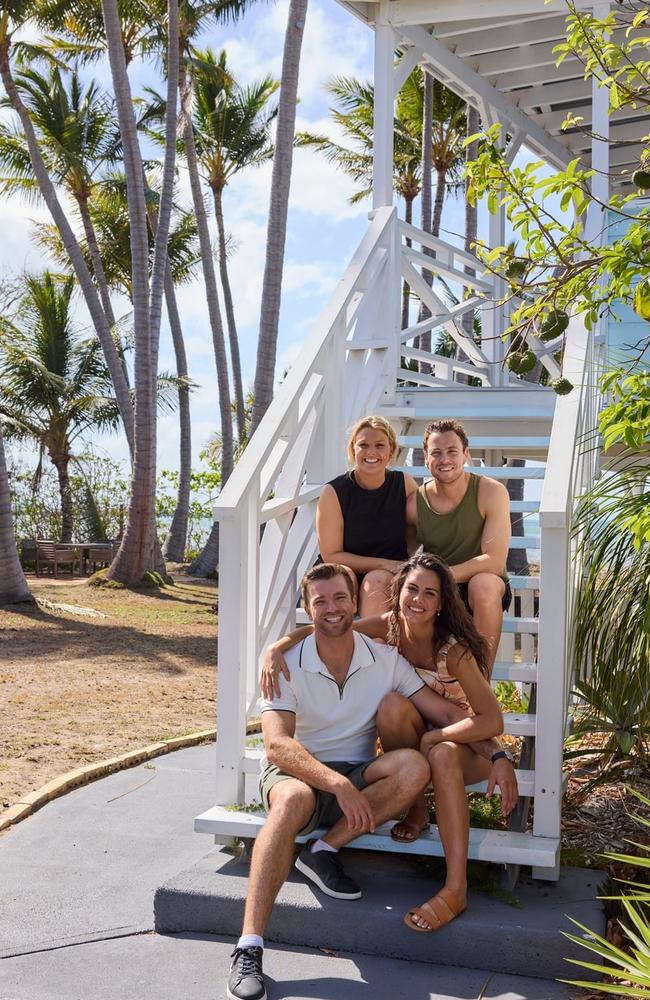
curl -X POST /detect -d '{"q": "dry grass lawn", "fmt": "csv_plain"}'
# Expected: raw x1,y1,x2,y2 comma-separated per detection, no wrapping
0,574,217,816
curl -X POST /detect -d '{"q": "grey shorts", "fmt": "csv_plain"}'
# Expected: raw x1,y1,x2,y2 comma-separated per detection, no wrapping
259,760,372,837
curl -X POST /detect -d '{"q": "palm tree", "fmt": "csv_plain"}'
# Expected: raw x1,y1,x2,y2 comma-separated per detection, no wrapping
192,48,278,443
0,5,135,450
35,176,199,563
99,0,179,584
0,65,122,330
296,73,422,329
0,422,32,604
251,0,308,435
0,272,120,542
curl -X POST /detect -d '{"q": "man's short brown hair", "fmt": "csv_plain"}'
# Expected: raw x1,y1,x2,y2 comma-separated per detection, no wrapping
422,418,469,453
300,563,355,609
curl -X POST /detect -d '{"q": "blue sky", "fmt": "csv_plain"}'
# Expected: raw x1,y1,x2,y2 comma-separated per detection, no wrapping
2,0,468,472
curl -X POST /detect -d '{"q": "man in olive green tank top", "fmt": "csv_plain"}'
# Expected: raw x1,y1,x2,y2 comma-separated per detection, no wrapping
406,419,512,669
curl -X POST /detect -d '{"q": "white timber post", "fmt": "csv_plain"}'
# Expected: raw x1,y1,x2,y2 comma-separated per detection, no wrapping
214,491,259,806
479,103,508,386
373,5,395,210
588,1,610,353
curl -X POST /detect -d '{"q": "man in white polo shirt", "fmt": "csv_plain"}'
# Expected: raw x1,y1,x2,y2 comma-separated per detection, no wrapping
227,562,432,1000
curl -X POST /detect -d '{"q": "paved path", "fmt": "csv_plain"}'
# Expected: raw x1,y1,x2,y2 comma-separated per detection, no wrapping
0,745,571,999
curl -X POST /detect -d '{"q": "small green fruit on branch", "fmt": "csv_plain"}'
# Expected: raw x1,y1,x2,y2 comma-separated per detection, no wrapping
539,309,570,342
551,377,574,396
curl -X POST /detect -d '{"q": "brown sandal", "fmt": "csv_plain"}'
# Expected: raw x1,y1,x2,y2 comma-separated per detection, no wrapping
390,819,429,843
403,887,466,932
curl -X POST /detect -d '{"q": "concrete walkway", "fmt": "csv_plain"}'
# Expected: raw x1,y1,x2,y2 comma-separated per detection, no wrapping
0,745,575,999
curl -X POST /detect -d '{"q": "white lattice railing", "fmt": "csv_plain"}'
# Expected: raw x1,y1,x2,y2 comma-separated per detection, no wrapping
212,206,401,804
398,220,496,386
532,310,604,877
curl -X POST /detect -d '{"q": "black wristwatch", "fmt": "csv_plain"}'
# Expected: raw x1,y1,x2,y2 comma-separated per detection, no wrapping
491,749,514,765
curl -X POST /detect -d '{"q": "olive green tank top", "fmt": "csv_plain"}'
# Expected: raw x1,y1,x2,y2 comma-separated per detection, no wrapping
416,473,508,582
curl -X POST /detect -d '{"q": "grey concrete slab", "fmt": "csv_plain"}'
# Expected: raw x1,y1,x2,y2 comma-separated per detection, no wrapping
0,744,216,957
0,932,572,1000
155,849,605,981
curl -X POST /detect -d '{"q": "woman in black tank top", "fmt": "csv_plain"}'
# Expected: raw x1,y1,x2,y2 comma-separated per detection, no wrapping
316,415,417,615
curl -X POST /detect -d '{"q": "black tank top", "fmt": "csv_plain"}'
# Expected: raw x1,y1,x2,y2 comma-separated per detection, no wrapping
328,470,408,564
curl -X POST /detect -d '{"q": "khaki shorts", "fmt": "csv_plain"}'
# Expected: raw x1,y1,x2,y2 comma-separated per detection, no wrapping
259,760,372,836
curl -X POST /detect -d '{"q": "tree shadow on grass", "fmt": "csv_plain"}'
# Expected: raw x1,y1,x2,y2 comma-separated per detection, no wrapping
0,600,217,676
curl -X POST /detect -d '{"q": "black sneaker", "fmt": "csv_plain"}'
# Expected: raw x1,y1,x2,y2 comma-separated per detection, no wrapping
294,842,362,899
227,946,266,1000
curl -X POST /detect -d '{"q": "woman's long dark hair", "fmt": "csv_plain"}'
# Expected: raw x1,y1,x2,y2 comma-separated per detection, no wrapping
387,553,491,678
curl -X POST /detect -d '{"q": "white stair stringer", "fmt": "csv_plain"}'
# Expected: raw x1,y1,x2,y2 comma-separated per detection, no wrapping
204,210,602,884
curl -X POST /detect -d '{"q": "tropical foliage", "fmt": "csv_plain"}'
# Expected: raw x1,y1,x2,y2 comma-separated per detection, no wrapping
562,789,650,997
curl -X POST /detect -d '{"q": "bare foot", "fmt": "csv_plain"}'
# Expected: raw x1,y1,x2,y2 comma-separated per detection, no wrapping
390,802,429,843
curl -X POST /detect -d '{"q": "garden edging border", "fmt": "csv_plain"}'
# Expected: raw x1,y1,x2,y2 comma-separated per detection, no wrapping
0,720,261,833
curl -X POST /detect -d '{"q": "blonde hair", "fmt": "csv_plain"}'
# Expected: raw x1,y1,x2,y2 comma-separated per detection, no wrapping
346,415,397,466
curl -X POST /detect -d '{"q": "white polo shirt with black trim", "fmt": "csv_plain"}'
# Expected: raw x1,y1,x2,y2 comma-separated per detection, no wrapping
260,632,424,764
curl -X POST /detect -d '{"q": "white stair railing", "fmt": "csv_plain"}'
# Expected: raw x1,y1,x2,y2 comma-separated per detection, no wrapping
533,313,603,878
212,206,400,805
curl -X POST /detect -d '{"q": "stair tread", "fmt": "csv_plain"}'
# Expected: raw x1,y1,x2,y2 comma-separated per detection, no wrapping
195,806,559,866
398,435,550,449
393,465,546,479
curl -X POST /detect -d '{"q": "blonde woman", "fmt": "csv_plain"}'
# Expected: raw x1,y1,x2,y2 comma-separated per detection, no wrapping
317,415,417,615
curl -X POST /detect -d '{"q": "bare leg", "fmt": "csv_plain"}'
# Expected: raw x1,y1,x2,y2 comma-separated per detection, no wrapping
376,692,429,839
241,779,315,936
467,572,506,672
405,741,490,931
322,748,430,850
358,568,393,616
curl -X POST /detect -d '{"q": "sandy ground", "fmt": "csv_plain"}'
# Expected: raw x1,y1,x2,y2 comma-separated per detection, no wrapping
0,574,217,815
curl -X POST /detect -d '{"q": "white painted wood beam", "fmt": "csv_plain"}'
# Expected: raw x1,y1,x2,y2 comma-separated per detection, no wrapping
450,15,571,57
397,24,572,169
373,9,396,209
495,59,582,92
387,0,593,27
536,103,649,133
513,78,591,110
394,46,420,96
477,45,576,78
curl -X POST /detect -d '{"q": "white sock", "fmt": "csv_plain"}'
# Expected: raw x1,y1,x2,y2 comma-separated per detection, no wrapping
309,838,338,854
237,934,264,951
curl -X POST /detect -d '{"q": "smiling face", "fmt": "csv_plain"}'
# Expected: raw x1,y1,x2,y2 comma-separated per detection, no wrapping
424,430,469,485
305,574,356,639
398,566,442,627
352,428,392,476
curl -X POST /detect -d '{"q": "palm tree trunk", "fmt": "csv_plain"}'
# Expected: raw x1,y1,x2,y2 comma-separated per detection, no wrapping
0,425,32,604
52,452,74,543
161,264,191,563
188,519,219,578
178,56,234,486
102,0,160,584
77,195,118,332
462,104,479,341
431,166,446,239
213,185,246,444
401,197,412,330
418,71,433,374
149,0,179,381
0,37,134,455
250,0,308,435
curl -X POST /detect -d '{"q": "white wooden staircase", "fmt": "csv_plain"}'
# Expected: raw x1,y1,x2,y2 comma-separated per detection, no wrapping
195,208,603,881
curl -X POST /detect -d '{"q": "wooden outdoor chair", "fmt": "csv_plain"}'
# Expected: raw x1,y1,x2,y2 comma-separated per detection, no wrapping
35,541,77,578
87,545,114,573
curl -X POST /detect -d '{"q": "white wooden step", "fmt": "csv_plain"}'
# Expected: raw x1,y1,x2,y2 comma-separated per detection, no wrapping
503,712,535,736
502,617,538,634
492,661,538,683
510,500,540,513
398,435,550,451
509,537,540,549
509,576,540,589
195,806,559,868
393,465,546,479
